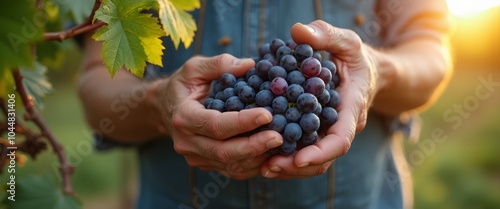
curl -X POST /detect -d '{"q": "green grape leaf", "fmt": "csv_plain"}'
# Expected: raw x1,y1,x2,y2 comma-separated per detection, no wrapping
0,1,43,70
54,0,95,24
158,0,199,49
5,175,81,209
0,69,15,98
19,63,53,109
93,0,165,77
170,0,200,11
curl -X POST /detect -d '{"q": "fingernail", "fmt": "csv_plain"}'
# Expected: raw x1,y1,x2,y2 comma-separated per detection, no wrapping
256,114,271,125
266,137,282,149
303,23,316,33
233,58,251,66
264,170,279,178
270,166,281,172
298,162,309,168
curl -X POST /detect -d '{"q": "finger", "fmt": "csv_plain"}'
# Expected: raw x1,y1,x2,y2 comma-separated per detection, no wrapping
262,155,332,177
195,130,282,163
184,54,255,83
174,100,273,139
293,84,361,167
290,20,362,56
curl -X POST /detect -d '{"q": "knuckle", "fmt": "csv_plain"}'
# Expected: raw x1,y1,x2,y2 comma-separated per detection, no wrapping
215,148,231,163
173,140,189,155
340,136,352,156
226,163,244,174
315,163,330,175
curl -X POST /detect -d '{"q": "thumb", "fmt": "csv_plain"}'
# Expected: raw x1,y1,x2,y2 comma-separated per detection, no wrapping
184,53,255,82
290,20,362,55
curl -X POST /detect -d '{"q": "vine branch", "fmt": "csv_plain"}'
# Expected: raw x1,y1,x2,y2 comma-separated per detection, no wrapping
12,69,74,195
43,0,104,42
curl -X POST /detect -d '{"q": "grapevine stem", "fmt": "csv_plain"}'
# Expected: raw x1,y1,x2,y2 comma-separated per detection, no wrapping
43,0,104,42
12,69,74,195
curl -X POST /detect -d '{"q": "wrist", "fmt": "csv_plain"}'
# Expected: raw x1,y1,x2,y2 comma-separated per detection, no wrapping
366,45,400,94
146,78,173,137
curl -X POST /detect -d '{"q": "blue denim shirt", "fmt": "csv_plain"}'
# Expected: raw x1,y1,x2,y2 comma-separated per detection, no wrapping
133,0,449,208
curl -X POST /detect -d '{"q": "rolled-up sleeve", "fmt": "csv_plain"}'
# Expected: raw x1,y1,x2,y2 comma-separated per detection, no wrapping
377,0,450,47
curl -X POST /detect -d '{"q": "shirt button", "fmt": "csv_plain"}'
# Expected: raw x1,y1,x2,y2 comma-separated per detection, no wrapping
355,13,365,26
218,36,232,46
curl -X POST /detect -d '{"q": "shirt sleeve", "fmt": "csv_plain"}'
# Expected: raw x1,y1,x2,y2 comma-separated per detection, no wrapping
376,0,450,47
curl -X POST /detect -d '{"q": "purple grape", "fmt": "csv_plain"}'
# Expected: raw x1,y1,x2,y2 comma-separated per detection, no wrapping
286,70,305,85
312,51,322,61
247,75,264,90
245,68,257,80
286,84,304,103
270,77,288,95
270,39,286,54
301,57,322,78
294,44,313,63
299,113,320,133
267,114,287,132
238,85,255,103
304,77,326,96
255,90,274,107
318,67,332,84
276,46,292,61
320,107,338,127
245,104,257,109
220,73,237,88
233,81,248,94
332,74,340,87
299,131,318,146
204,98,214,108
263,106,274,114
259,81,271,91
225,96,245,111
268,66,287,80
279,54,297,72
279,140,297,155
207,99,225,112
327,89,340,108
256,60,273,78
286,39,298,50
321,60,337,76
285,107,302,122
222,87,236,101
259,43,271,58
283,123,302,142
297,93,318,113
272,96,288,114
313,105,322,116
317,89,331,105
215,91,224,100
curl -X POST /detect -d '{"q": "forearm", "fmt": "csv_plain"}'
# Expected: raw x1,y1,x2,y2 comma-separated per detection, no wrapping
370,38,452,115
78,66,169,143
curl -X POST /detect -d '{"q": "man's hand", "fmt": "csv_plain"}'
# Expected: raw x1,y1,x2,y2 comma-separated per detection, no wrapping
157,54,283,180
262,20,387,178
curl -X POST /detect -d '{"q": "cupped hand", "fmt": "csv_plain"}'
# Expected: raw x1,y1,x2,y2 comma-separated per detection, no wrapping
262,20,380,179
159,54,284,180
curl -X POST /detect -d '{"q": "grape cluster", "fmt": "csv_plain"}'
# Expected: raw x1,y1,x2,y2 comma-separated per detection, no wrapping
204,39,341,155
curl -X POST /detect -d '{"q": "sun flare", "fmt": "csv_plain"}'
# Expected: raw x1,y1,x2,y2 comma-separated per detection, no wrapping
447,0,500,16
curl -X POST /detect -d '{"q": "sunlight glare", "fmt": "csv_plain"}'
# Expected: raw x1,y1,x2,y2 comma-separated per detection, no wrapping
447,0,500,16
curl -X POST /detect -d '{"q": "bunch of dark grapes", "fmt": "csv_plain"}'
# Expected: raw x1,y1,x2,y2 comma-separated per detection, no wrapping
204,39,341,155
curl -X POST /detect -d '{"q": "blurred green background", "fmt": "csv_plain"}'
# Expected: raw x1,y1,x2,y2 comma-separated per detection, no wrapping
3,4,500,209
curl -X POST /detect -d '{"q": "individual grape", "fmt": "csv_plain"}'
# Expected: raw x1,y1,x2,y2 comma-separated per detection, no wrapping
321,60,337,76
263,106,274,114
279,140,297,155
327,89,340,108
256,60,273,78
204,98,214,108
245,68,257,80
272,96,288,114
286,39,298,50
328,81,336,90
259,81,271,91
301,57,322,78
304,77,326,96
215,91,224,101
332,74,340,87
299,113,320,133
313,105,322,116
286,84,304,103
283,123,302,142
270,39,286,54
255,90,274,107
247,75,264,90
225,96,245,111
212,81,222,94
245,104,257,109
259,43,271,58
270,77,288,95
279,54,297,72
237,77,246,82
317,89,331,105
285,107,302,123
294,44,313,63
320,107,338,127
263,53,275,60
286,70,306,85
220,73,237,88
312,51,322,61
222,87,236,101
299,131,318,146
276,46,292,61
207,99,225,112
233,81,248,94
297,93,318,113
318,67,333,84
268,66,287,80
238,85,256,103
267,114,287,132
